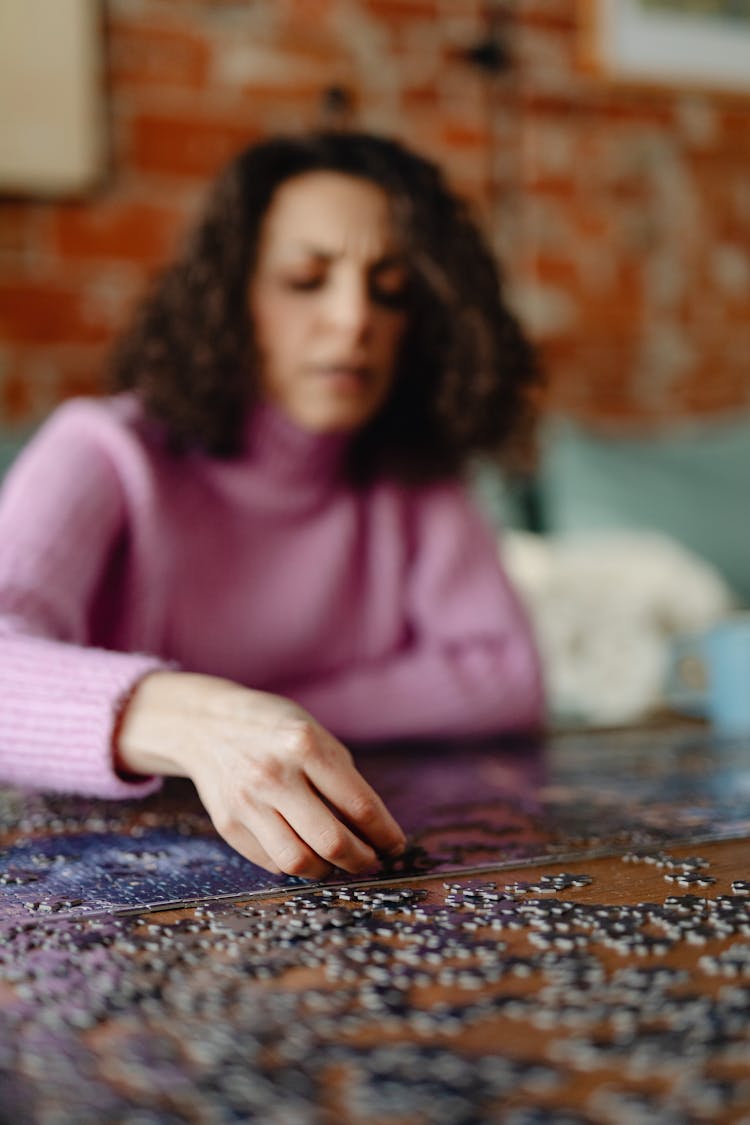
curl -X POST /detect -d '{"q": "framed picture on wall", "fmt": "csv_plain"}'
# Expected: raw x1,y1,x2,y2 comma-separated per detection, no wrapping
0,0,106,195
581,0,750,94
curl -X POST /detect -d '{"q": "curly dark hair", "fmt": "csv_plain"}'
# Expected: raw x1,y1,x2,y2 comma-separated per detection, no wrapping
111,130,540,484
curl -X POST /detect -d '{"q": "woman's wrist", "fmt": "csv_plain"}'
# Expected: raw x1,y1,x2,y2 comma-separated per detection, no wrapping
114,670,195,779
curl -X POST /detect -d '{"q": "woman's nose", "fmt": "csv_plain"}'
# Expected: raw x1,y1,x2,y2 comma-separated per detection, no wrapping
324,276,373,339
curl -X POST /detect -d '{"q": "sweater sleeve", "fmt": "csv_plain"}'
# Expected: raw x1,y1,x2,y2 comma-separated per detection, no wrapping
285,484,546,741
0,403,165,798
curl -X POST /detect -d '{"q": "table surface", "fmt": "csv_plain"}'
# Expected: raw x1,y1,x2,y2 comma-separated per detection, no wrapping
2,723,750,1123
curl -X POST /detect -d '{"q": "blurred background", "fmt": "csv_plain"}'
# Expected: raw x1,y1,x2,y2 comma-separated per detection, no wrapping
1,0,749,721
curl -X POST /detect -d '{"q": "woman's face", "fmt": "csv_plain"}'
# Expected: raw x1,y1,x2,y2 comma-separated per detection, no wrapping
249,171,410,433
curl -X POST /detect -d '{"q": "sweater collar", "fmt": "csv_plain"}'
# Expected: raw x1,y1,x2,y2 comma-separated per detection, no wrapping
241,401,352,489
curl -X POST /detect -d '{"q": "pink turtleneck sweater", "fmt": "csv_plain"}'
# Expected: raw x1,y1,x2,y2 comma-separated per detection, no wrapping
0,395,543,800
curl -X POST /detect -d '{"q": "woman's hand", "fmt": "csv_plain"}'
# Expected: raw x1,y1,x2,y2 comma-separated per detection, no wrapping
115,671,406,879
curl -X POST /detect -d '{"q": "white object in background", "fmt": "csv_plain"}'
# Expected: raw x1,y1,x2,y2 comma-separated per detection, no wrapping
503,529,735,726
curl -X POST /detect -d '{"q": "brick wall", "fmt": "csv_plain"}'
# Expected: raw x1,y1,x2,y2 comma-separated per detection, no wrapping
1,0,748,434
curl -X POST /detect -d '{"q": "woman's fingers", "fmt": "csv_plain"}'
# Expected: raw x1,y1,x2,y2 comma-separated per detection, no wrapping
304,743,406,859
213,818,282,875
248,807,334,880
210,766,391,878
276,780,381,874
207,776,337,879
257,711,406,862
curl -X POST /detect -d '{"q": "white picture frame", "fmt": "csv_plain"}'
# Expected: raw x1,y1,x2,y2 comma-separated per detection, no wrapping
0,0,106,195
582,0,750,95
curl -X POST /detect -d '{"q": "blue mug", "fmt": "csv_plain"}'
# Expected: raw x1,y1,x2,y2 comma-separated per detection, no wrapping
665,615,750,735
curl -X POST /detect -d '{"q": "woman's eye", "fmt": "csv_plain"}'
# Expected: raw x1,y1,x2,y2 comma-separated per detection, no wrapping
283,275,325,292
370,263,410,309
371,280,409,309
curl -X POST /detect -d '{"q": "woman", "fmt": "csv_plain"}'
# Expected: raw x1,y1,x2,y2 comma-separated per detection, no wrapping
0,131,544,880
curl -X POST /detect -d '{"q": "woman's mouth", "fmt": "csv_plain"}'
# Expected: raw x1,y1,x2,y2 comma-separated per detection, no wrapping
310,363,371,391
